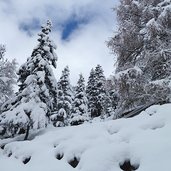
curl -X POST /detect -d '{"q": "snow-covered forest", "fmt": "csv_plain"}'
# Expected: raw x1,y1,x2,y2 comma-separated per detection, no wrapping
0,0,171,170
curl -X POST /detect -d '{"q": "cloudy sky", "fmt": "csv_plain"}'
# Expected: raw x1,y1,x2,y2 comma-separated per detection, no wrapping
0,0,119,85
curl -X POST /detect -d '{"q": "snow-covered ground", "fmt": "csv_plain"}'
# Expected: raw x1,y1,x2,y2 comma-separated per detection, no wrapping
0,104,171,171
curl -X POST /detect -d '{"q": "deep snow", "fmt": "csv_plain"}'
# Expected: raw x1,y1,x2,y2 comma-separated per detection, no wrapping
0,104,171,171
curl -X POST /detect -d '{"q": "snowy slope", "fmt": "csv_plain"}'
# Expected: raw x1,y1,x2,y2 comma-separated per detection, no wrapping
0,104,171,171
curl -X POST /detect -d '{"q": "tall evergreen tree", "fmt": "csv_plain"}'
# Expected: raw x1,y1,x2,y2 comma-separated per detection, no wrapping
86,65,112,118
0,20,58,139
70,74,88,125
55,66,73,126
86,68,97,118
94,65,112,118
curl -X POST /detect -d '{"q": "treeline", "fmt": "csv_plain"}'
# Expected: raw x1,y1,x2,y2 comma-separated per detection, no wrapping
0,21,117,140
50,64,117,127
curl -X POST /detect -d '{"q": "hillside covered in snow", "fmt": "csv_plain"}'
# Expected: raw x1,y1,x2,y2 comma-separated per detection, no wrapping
0,104,171,171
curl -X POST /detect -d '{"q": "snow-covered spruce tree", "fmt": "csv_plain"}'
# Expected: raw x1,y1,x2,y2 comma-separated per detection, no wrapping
94,65,113,118
0,44,5,59
51,66,73,126
0,45,17,109
86,68,97,118
86,65,112,119
107,0,171,116
70,74,88,126
0,20,58,139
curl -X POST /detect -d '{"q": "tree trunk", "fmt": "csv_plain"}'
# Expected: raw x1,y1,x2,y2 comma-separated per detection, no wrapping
24,125,30,140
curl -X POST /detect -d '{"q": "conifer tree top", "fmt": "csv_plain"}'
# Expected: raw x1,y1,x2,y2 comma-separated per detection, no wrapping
76,74,85,93
32,20,58,68
0,44,6,60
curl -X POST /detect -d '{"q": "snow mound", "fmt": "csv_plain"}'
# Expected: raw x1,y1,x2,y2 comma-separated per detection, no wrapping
0,104,171,171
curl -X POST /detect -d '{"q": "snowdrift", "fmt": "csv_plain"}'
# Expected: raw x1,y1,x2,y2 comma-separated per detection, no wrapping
0,104,171,171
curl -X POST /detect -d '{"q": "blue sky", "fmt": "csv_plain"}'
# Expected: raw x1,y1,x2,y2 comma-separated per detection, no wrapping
61,16,89,40
0,0,119,84
19,10,92,40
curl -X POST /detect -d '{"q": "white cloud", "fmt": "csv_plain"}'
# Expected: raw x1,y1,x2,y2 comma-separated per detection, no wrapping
0,0,119,84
